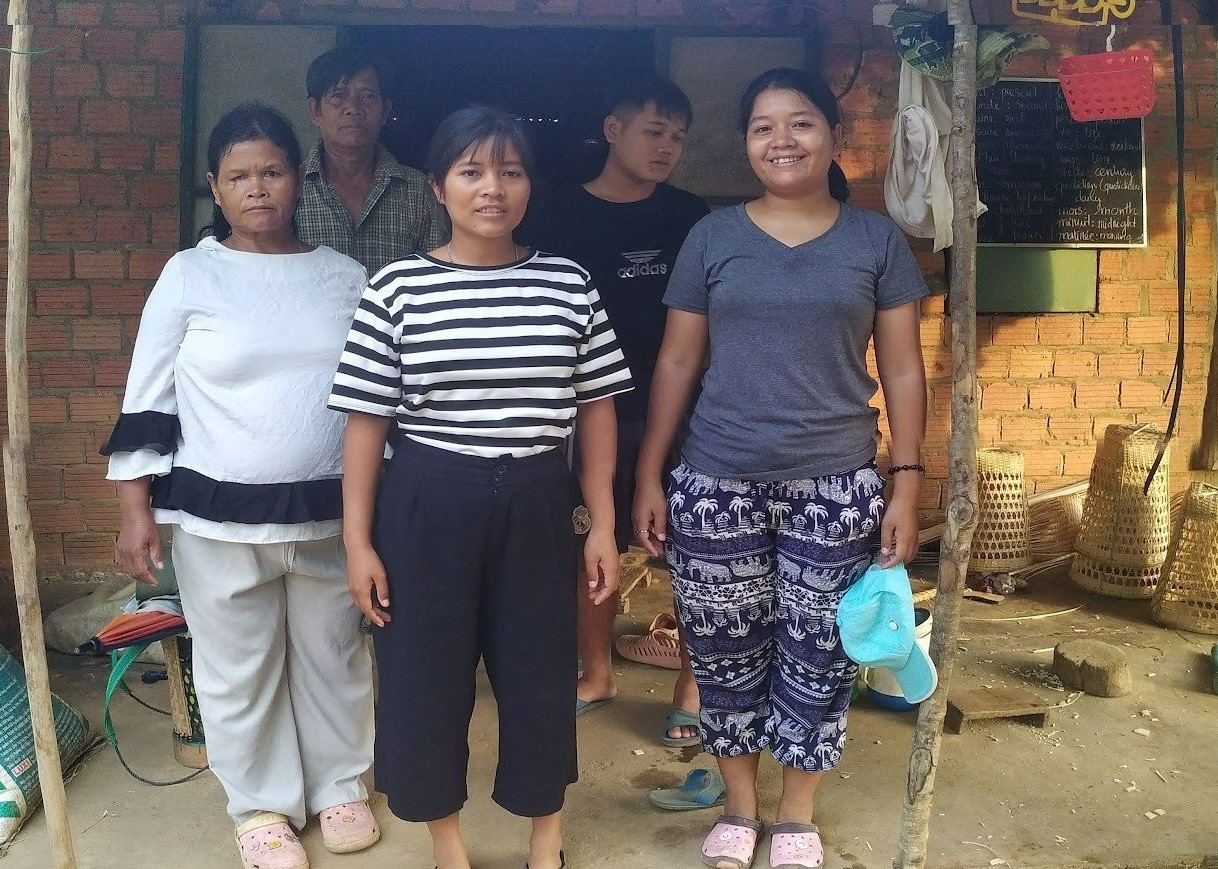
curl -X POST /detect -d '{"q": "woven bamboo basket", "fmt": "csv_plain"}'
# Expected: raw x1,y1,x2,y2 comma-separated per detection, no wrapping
970,448,1031,572
1151,483,1218,635
1070,424,1171,599
162,635,207,769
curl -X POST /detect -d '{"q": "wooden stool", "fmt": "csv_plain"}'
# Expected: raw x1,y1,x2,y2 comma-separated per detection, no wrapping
161,636,207,769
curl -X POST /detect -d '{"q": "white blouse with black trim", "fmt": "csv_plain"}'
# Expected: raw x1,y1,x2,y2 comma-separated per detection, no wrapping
103,236,368,544
328,252,633,458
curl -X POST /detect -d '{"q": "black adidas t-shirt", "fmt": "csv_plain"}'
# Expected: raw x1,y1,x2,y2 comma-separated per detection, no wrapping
518,183,710,421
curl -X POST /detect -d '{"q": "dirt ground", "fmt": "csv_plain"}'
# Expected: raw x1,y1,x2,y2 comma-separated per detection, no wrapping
3,564,1216,869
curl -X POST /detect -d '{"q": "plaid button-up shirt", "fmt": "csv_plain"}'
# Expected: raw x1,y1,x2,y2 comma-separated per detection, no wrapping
297,142,449,276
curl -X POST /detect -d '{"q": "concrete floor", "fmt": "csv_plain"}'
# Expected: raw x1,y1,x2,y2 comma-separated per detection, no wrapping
3,566,1216,869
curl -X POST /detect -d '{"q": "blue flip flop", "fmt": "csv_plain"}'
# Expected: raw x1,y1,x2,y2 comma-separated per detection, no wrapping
648,768,726,811
660,707,701,748
576,697,611,716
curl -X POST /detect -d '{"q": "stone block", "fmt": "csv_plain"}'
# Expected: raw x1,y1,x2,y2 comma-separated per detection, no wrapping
1054,639,1133,697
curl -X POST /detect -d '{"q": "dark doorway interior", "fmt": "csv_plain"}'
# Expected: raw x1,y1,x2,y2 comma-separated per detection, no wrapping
349,27,658,192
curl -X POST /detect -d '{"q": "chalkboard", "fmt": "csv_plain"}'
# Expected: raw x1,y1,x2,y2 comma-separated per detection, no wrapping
976,79,1146,248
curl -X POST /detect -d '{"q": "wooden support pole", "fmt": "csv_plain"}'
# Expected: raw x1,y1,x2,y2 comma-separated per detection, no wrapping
4,2,79,867
894,2,979,867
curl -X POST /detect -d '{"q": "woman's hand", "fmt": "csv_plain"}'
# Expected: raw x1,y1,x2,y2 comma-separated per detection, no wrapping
879,487,919,568
632,476,668,558
583,528,620,606
115,504,162,585
347,543,392,627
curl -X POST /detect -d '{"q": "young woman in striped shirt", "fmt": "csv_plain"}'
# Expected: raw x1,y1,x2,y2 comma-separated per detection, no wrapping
329,106,633,869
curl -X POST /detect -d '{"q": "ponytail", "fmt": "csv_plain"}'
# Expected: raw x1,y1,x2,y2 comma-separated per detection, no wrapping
828,160,850,203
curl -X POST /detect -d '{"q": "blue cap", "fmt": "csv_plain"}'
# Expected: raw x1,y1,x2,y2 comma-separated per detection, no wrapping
836,563,938,704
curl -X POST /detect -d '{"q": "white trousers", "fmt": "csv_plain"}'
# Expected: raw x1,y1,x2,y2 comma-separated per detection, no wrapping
171,529,374,829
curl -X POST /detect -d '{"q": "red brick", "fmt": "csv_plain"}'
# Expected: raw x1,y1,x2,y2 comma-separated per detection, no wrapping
917,481,942,512
32,173,81,206
99,139,151,171
982,382,1027,411
1126,315,1169,344
1048,415,1093,442
29,252,72,280
1142,347,1180,377
1121,379,1168,408
34,285,89,316
978,348,1009,378
94,357,131,388
105,66,158,100
1075,380,1120,410
33,432,88,465
52,64,100,98
139,30,185,64
1021,448,1064,477
847,118,892,149
1001,415,1048,444
1099,349,1143,378
991,315,1038,346
74,249,125,280
131,177,177,210
31,100,81,134
129,250,172,280
82,499,122,533
114,3,163,26
47,136,96,170
1083,316,1127,346
33,534,66,568
31,396,69,424
1098,281,1143,313
1126,248,1170,281
97,212,152,245
1036,316,1083,345
31,501,84,535
1184,314,1210,345
152,216,179,246
81,99,131,135
29,320,71,351
159,68,183,101
64,532,116,566
1063,448,1096,476
133,105,179,137
153,142,180,171
58,3,105,26
80,173,128,207
84,28,138,63
1029,382,1075,410
72,318,123,351
28,468,64,501
1053,350,1098,378
69,390,120,422
44,211,96,244
40,356,91,388
1008,348,1052,378
64,465,116,501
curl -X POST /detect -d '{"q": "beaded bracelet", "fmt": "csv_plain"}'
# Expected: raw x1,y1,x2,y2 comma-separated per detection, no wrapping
888,464,926,474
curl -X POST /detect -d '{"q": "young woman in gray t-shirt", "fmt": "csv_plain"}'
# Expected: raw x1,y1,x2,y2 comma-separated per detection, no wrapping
633,68,928,869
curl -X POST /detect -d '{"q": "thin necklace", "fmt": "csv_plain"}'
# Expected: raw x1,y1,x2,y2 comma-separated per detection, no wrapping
445,242,522,267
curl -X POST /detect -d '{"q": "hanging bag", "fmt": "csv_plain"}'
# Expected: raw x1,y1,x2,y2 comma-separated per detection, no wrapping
1057,26,1155,121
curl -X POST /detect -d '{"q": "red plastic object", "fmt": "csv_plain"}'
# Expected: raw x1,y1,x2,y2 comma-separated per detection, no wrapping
1057,49,1155,122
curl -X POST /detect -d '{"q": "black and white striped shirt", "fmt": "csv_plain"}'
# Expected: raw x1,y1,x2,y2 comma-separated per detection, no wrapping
328,252,633,458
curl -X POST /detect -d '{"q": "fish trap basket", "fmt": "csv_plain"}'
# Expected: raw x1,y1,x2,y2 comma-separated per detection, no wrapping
1070,424,1171,598
162,635,207,769
1057,50,1155,122
1151,483,1218,635
970,448,1031,572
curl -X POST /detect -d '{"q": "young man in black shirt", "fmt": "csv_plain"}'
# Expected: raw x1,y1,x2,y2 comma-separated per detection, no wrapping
518,76,709,747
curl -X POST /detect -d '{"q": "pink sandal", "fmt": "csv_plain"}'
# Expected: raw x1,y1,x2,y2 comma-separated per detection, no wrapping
235,812,309,869
769,822,823,869
615,613,682,670
701,814,763,869
319,800,381,854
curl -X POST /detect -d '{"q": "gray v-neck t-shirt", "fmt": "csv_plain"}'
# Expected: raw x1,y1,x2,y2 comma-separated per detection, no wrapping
663,202,928,482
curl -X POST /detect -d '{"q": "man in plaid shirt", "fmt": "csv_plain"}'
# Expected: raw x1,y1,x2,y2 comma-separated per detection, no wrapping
298,47,448,275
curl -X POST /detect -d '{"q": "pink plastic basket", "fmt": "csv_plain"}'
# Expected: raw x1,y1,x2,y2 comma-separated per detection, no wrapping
1057,49,1155,122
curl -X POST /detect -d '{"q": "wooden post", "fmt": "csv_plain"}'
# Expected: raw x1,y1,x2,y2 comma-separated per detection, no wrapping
4,2,79,867
893,2,980,867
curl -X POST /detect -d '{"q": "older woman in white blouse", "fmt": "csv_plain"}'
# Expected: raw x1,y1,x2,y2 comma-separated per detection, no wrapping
103,104,378,869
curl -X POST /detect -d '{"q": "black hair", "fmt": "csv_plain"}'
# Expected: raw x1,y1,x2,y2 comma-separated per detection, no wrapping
426,105,535,186
306,46,393,102
605,74,693,128
738,67,850,202
204,103,302,242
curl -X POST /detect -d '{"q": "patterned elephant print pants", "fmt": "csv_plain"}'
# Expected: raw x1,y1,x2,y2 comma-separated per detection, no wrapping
665,461,884,770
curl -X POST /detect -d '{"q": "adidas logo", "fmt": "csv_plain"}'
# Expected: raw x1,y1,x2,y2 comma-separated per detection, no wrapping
618,249,668,278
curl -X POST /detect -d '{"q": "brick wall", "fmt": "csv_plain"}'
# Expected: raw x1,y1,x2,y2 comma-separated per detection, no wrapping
1,0,1214,571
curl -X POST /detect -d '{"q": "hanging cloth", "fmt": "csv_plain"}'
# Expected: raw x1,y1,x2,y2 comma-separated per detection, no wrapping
884,61,984,251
